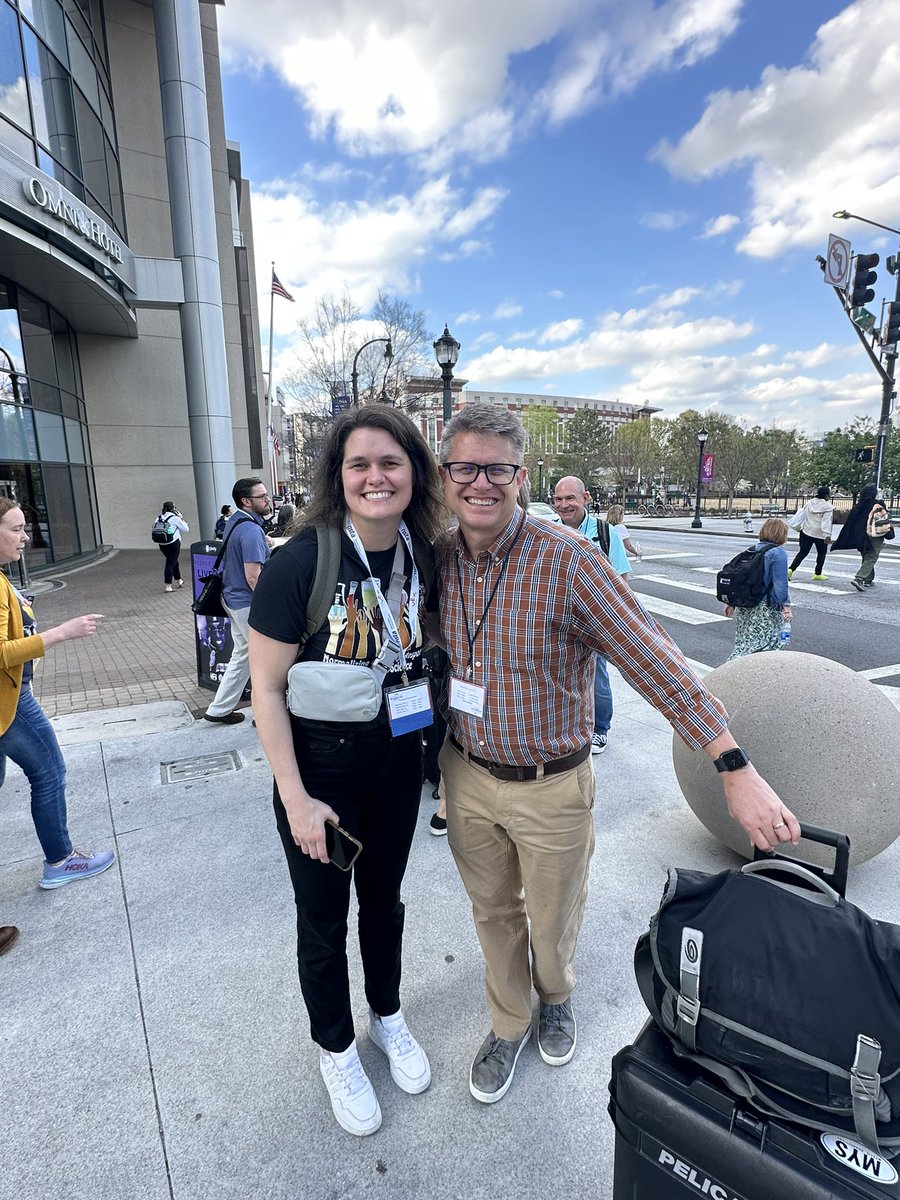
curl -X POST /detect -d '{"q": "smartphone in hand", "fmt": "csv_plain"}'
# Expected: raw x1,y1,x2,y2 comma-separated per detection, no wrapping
325,820,362,871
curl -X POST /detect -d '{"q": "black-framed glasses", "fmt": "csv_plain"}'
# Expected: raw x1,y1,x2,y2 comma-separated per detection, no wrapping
249,491,270,500
443,462,521,485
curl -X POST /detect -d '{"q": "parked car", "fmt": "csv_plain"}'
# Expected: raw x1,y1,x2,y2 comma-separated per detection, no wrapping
527,502,562,524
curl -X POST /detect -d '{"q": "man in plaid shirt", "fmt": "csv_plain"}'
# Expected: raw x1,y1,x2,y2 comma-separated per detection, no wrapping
434,403,798,1105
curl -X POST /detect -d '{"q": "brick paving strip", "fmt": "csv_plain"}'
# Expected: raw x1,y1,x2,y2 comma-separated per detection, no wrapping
29,549,215,718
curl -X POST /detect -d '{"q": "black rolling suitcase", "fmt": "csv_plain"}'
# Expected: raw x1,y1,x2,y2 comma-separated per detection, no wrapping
609,1020,900,1199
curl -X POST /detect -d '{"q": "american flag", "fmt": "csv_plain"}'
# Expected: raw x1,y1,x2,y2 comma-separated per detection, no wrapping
271,270,294,302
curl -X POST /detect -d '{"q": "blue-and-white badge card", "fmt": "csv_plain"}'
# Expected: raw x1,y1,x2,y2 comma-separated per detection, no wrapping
385,678,433,736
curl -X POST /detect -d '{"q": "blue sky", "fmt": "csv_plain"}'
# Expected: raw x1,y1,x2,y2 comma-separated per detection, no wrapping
217,0,900,437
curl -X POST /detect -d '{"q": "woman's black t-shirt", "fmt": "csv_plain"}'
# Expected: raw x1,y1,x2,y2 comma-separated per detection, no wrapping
249,526,426,728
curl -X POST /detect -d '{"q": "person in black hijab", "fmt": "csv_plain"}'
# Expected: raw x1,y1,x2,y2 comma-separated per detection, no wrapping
831,484,893,591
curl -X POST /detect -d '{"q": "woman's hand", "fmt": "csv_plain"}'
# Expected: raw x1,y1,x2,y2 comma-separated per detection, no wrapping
724,604,735,618
782,605,792,620
41,614,104,646
283,792,339,862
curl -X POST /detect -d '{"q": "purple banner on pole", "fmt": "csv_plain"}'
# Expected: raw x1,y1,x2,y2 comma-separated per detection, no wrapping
700,453,715,484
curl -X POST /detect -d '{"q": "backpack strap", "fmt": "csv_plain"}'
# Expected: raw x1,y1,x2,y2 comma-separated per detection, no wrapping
594,518,611,557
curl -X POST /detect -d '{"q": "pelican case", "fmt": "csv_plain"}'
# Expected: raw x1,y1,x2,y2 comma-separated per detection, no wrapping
608,1021,900,1199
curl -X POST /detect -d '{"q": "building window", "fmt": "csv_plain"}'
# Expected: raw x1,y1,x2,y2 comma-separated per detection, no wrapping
0,0,123,234
0,274,97,563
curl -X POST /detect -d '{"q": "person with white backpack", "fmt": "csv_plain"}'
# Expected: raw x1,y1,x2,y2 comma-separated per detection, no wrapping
152,500,189,593
787,486,833,581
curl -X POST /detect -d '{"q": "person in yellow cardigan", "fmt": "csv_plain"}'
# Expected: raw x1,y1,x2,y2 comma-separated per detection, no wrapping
0,498,116,889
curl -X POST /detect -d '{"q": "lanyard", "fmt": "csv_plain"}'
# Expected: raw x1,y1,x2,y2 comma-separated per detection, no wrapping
344,518,419,672
454,510,526,680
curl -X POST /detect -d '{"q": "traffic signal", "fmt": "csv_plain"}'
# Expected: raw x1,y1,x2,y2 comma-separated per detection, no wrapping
884,301,900,345
855,447,874,463
849,252,879,306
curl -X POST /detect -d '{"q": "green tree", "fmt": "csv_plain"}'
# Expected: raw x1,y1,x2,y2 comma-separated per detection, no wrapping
806,417,881,498
559,409,613,484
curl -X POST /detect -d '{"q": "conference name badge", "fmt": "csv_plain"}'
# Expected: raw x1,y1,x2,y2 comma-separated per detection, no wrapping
449,676,486,719
385,678,433,736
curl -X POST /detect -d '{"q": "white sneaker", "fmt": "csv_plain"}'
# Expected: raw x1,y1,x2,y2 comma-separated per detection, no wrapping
368,1009,432,1094
591,732,607,755
319,1042,382,1136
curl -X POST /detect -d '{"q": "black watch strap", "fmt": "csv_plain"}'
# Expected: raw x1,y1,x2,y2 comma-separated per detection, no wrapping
714,747,750,773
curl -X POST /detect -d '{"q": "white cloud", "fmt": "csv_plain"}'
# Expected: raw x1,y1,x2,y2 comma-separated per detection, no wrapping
455,311,482,324
640,210,692,231
539,318,584,343
701,213,740,238
547,289,565,300
494,301,523,319
655,0,900,257
220,0,742,163
252,175,508,327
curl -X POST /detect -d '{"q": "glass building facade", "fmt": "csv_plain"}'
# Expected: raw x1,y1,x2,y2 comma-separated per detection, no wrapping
0,0,124,234
0,274,99,565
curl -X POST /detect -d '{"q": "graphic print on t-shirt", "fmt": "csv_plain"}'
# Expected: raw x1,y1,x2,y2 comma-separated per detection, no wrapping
324,580,423,665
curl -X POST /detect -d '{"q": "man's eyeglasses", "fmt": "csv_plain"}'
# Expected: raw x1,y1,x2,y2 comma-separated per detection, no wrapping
249,491,269,500
443,462,521,485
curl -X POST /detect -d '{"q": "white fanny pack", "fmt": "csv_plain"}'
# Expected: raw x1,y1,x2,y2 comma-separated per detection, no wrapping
286,661,383,723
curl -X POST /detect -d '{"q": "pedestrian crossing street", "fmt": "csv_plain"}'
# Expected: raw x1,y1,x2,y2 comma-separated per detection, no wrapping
629,549,897,628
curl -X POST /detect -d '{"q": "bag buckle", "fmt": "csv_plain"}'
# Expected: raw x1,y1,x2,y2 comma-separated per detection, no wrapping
676,994,700,1027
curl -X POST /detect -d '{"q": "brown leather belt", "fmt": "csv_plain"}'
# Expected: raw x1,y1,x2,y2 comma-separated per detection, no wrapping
449,735,591,782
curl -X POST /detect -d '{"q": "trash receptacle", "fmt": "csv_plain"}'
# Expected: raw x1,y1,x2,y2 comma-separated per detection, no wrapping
190,540,234,692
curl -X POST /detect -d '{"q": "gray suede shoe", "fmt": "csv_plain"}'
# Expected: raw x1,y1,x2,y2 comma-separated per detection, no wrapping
538,999,577,1066
469,1028,531,1103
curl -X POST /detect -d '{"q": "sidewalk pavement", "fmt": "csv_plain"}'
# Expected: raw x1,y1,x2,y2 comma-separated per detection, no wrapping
2,542,899,1200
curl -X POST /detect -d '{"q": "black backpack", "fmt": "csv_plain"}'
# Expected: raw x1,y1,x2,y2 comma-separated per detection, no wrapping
716,544,770,607
151,514,175,545
635,827,900,1157
592,518,611,557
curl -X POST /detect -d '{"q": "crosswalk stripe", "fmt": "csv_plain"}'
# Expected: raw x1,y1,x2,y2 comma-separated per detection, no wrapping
638,573,719,596
690,566,846,594
635,551,699,562
636,594,729,625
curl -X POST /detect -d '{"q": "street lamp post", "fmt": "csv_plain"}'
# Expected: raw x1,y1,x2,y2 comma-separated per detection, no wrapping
537,456,544,501
831,209,900,491
351,338,393,407
691,427,709,529
433,324,460,426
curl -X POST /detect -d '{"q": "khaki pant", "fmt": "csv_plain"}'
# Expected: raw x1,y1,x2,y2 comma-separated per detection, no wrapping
439,741,595,1040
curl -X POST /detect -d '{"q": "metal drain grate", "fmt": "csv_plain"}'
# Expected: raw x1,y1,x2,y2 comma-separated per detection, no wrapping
161,750,242,784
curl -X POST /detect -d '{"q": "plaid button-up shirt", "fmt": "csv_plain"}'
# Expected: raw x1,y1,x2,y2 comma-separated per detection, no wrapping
437,512,728,767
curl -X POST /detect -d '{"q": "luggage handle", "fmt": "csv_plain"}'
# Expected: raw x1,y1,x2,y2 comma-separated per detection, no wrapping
751,822,849,898
741,858,841,905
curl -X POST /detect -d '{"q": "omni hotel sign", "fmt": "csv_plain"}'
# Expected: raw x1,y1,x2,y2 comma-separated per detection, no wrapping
0,142,135,294
25,176,124,266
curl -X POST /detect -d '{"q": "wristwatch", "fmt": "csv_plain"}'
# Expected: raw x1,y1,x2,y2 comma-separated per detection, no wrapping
713,747,751,773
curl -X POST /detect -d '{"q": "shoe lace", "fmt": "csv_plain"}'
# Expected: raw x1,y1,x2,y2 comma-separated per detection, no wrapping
329,1053,368,1098
379,1019,415,1057
542,1004,568,1032
66,849,94,863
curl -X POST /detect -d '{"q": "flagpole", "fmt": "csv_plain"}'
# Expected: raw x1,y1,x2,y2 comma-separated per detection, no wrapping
267,262,276,498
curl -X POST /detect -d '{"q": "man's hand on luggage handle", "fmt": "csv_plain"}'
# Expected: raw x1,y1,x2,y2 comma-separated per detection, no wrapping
722,767,801,852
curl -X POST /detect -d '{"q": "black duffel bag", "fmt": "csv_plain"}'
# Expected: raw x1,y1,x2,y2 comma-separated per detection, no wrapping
635,825,900,1158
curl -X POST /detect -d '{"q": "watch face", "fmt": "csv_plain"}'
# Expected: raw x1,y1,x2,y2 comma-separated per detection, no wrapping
718,748,749,772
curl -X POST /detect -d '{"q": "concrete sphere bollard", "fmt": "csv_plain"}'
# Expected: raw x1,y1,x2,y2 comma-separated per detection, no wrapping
672,650,900,865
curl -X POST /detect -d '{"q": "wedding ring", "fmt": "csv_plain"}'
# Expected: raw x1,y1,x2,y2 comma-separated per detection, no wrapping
772,820,786,830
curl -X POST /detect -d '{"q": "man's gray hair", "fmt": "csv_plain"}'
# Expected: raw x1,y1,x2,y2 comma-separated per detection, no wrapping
440,402,526,464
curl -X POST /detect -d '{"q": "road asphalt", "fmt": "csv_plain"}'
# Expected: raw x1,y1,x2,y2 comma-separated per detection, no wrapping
1,519,898,1200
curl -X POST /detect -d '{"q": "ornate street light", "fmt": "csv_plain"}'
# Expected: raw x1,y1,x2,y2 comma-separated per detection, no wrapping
351,338,393,407
691,427,709,529
537,456,544,502
433,324,460,425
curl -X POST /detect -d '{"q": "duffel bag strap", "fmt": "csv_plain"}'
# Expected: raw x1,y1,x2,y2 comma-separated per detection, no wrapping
851,1035,883,1155
675,927,703,1052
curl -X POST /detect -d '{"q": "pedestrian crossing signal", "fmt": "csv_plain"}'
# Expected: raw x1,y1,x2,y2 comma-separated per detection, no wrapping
855,447,874,463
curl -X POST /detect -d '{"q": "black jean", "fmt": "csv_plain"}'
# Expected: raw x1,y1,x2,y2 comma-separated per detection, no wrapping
790,531,827,575
274,722,422,1052
159,540,182,583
